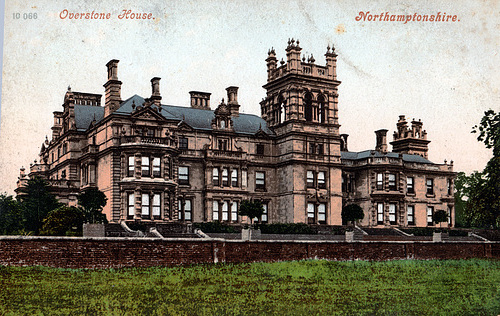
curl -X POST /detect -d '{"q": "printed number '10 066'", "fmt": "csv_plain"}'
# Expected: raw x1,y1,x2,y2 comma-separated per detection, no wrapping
13,13,38,19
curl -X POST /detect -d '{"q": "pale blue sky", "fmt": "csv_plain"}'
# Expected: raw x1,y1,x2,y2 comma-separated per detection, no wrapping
1,0,498,194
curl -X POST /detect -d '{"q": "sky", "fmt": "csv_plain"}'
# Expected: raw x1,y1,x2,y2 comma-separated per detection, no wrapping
0,0,499,195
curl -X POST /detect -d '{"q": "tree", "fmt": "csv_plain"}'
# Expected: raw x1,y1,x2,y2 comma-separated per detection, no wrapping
238,200,264,226
460,109,500,228
433,210,448,227
40,206,84,236
17,176,60,235
0,193,23,235
77,187,108,224
341,204,364,225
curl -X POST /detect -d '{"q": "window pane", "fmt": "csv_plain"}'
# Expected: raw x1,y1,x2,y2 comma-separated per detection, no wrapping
318,204,326,221
377,203,384,222
179,167,189,184
142,194,150,216
212,201,219,220
222,168,229,186
242,170,247,187
128,156,135,176
128,193,135,216
307,203,315,218
231,169,238,187
153,157,161,177
307,171,314,187
222,201,229,221
261,203,268,222
231,202,238,221
185,200,192,221
389,204,396,223
178,200,183,220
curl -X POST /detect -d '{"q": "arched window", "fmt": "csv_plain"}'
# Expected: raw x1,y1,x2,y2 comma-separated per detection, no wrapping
317,94,326,123
278,94,286,123
304,93,313,122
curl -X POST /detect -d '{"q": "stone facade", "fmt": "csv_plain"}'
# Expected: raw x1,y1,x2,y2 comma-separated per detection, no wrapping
17,39,456,228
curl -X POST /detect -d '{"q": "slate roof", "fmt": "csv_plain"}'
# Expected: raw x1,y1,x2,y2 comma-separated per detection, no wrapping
115,95,275,136
74,105,105,131
341,150,433,164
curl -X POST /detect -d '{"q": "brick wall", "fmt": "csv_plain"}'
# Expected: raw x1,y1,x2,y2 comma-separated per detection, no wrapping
0,237,497,269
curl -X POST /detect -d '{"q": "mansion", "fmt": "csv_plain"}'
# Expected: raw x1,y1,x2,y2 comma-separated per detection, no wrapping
17,39,456,227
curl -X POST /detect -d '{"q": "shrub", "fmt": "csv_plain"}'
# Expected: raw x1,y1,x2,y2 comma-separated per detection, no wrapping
341,204,364,225
257,223,315,234
193,221,238,233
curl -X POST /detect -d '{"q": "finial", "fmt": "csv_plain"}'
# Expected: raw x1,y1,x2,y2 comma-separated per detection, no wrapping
444,159,447,164
296,39,300,46
302,55,306,62
68,85,71,91
288,38,291,45
310,54,315,63
132,100,136,110
280,58,285,65
327,44,330,52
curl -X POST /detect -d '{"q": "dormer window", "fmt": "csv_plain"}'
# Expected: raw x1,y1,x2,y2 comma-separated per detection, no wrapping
220,120,226,129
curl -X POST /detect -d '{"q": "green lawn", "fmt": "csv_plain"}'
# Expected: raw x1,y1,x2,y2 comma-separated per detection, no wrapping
1,259,499,315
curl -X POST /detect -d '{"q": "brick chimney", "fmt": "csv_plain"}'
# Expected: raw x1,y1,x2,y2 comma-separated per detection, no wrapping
226,86,240,116
340,134,349,151
375,129,388,153
103,59,122,116
189,91,211,109
150,77,162,106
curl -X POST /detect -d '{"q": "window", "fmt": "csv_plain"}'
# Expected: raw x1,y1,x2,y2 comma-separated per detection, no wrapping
146,128,155,137
212,168,219,186
426,179,434,195
427,206,434,226
304,93,313,122
407,177,414,194
141,157,150,177
448,206,452,225
309,143,316,154
256,171,266,190
231,202,238,222
218,139,228,151
61,170,66,178
318,203,326,224
261,203,268,223
212,201,219,221
388,174,397,190
318,95,326,123
152,194,161,219
377,173,384,190
377,203,384,224
179,137,188,150
222,168,229,186
318,171,326,189
307,203,315,223
62,143,68,155
307,171,315,188
128,193,135,219
179,199,192,221
307,203,326,224
152,157,161,178
128,156,135,177
141,193,150,218
231,169,238,187
220,120,226,129
447,179,453,195
222,201,229,221
407,205,415,226
389,203,396,225
256,144,265,155
317,144,324,155
178,167,189,185
242,170,248,187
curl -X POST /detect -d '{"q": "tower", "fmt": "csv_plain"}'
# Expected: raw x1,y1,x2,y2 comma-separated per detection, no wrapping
261,39,343,225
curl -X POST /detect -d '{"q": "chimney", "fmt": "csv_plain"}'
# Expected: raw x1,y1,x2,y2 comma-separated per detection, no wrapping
150,77,162,106
375,129,388,153
103,59,122,116
226,86,240,116
340,134,349,152
189,91,211,109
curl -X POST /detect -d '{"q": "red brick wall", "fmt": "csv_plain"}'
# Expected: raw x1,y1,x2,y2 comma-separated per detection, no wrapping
0,237,498,269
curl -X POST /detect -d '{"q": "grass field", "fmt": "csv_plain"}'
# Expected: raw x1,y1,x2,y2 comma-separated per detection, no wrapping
1,259,499,315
